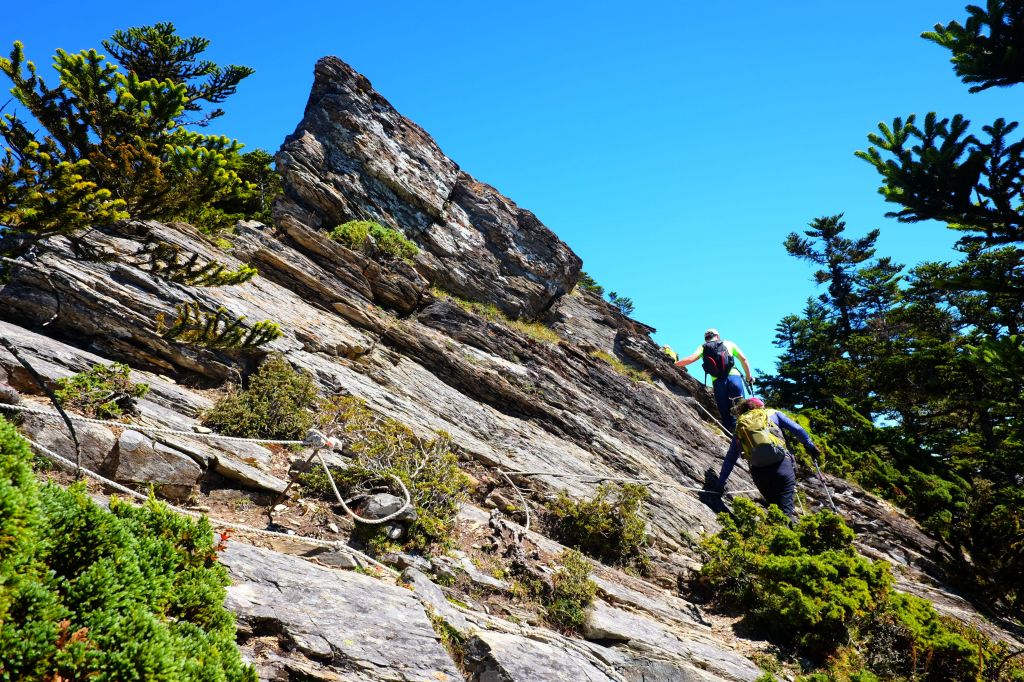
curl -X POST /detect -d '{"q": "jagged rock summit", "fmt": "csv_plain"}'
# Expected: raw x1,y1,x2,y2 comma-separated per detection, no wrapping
276,55,582,318
1,55,1020,681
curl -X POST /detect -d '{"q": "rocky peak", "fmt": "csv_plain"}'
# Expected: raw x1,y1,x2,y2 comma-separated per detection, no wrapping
275,56,582,318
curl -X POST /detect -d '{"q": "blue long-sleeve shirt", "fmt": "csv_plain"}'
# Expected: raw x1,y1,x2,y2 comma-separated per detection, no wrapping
716,410,815,489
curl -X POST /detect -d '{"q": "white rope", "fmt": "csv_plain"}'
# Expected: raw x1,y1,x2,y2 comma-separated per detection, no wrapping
22,434,398,576
500,467,757,496
497,468,531,532
691,399,733,438
312,449,414,525
0,403,305,445
6,404,415,534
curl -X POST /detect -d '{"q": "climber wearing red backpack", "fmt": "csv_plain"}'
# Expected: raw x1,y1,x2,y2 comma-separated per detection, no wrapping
672,329,753,432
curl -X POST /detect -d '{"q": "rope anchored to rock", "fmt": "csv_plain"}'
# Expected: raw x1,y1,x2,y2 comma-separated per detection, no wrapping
0,405,415,528
20,432,399,576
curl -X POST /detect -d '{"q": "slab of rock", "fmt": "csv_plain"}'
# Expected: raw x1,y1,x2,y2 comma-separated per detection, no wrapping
581,601,761,682
115,429,202,495
18,413,117,473
213,454,288,494
221,541,460,681
402,567,470,634
463,630,619,682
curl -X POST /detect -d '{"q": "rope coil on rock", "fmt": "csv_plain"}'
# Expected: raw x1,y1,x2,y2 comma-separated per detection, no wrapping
311,446,414,526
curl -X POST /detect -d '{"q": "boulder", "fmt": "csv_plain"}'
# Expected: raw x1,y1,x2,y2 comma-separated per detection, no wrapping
0,383,20,405
18,414,117,474
115,429,202,498
221,541,461,681
358,492,417,522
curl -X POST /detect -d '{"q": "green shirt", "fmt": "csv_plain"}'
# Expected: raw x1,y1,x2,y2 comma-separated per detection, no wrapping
692,339,745,378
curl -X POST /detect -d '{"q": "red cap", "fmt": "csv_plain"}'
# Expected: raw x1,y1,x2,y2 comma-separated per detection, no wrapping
747,397,764,409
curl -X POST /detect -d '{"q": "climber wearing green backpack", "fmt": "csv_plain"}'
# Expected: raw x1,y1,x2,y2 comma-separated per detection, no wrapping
710,397,822,521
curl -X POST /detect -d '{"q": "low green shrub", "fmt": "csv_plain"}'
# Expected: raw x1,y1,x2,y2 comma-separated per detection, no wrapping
591,351,651,383
313,396,471,552
0,416,255,681
330,220,418,262
54,362,149,419
699,497,1024,681
545,549,598,632
202,353,320,439
548,482,650,572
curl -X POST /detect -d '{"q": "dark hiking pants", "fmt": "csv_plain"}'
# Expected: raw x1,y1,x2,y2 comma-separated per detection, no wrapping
712,374,746,432
750,452,796,521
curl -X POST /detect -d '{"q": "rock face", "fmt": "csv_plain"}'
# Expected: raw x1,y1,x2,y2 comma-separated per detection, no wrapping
1,56,1020,681
222,541,461,681
275,56,582,318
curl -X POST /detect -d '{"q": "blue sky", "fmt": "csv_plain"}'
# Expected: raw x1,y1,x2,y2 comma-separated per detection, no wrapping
5,2,1018,381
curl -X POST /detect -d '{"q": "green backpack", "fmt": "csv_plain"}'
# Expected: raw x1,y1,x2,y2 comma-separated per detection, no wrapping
735,408,788,467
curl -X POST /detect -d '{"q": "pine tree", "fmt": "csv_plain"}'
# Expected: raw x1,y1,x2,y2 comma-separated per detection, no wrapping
922,0,1024,92
103,22,254,126
0,27,254,238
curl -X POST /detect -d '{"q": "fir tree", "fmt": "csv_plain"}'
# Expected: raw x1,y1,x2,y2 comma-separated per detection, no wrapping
103,22,254,126
0,27,255,238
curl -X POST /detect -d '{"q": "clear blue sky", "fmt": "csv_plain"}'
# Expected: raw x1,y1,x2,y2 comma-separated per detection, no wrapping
5,2,1018,381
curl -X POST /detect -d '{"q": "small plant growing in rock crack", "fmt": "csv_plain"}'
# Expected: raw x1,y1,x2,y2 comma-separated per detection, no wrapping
330,219,419,262
590,351,651,383
54,362,149,419
432,287,562,345
310,396,471,553
548,482,650,573
139,240,258,286
428,611,467,670
201,353,319,439
541,549,598,632
157,301,282,349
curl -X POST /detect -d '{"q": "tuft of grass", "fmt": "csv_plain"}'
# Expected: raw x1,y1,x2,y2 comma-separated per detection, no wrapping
591,351,651,383
434,288,562,345
330,220,418,262
545,549,598,632
201,354,320,439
